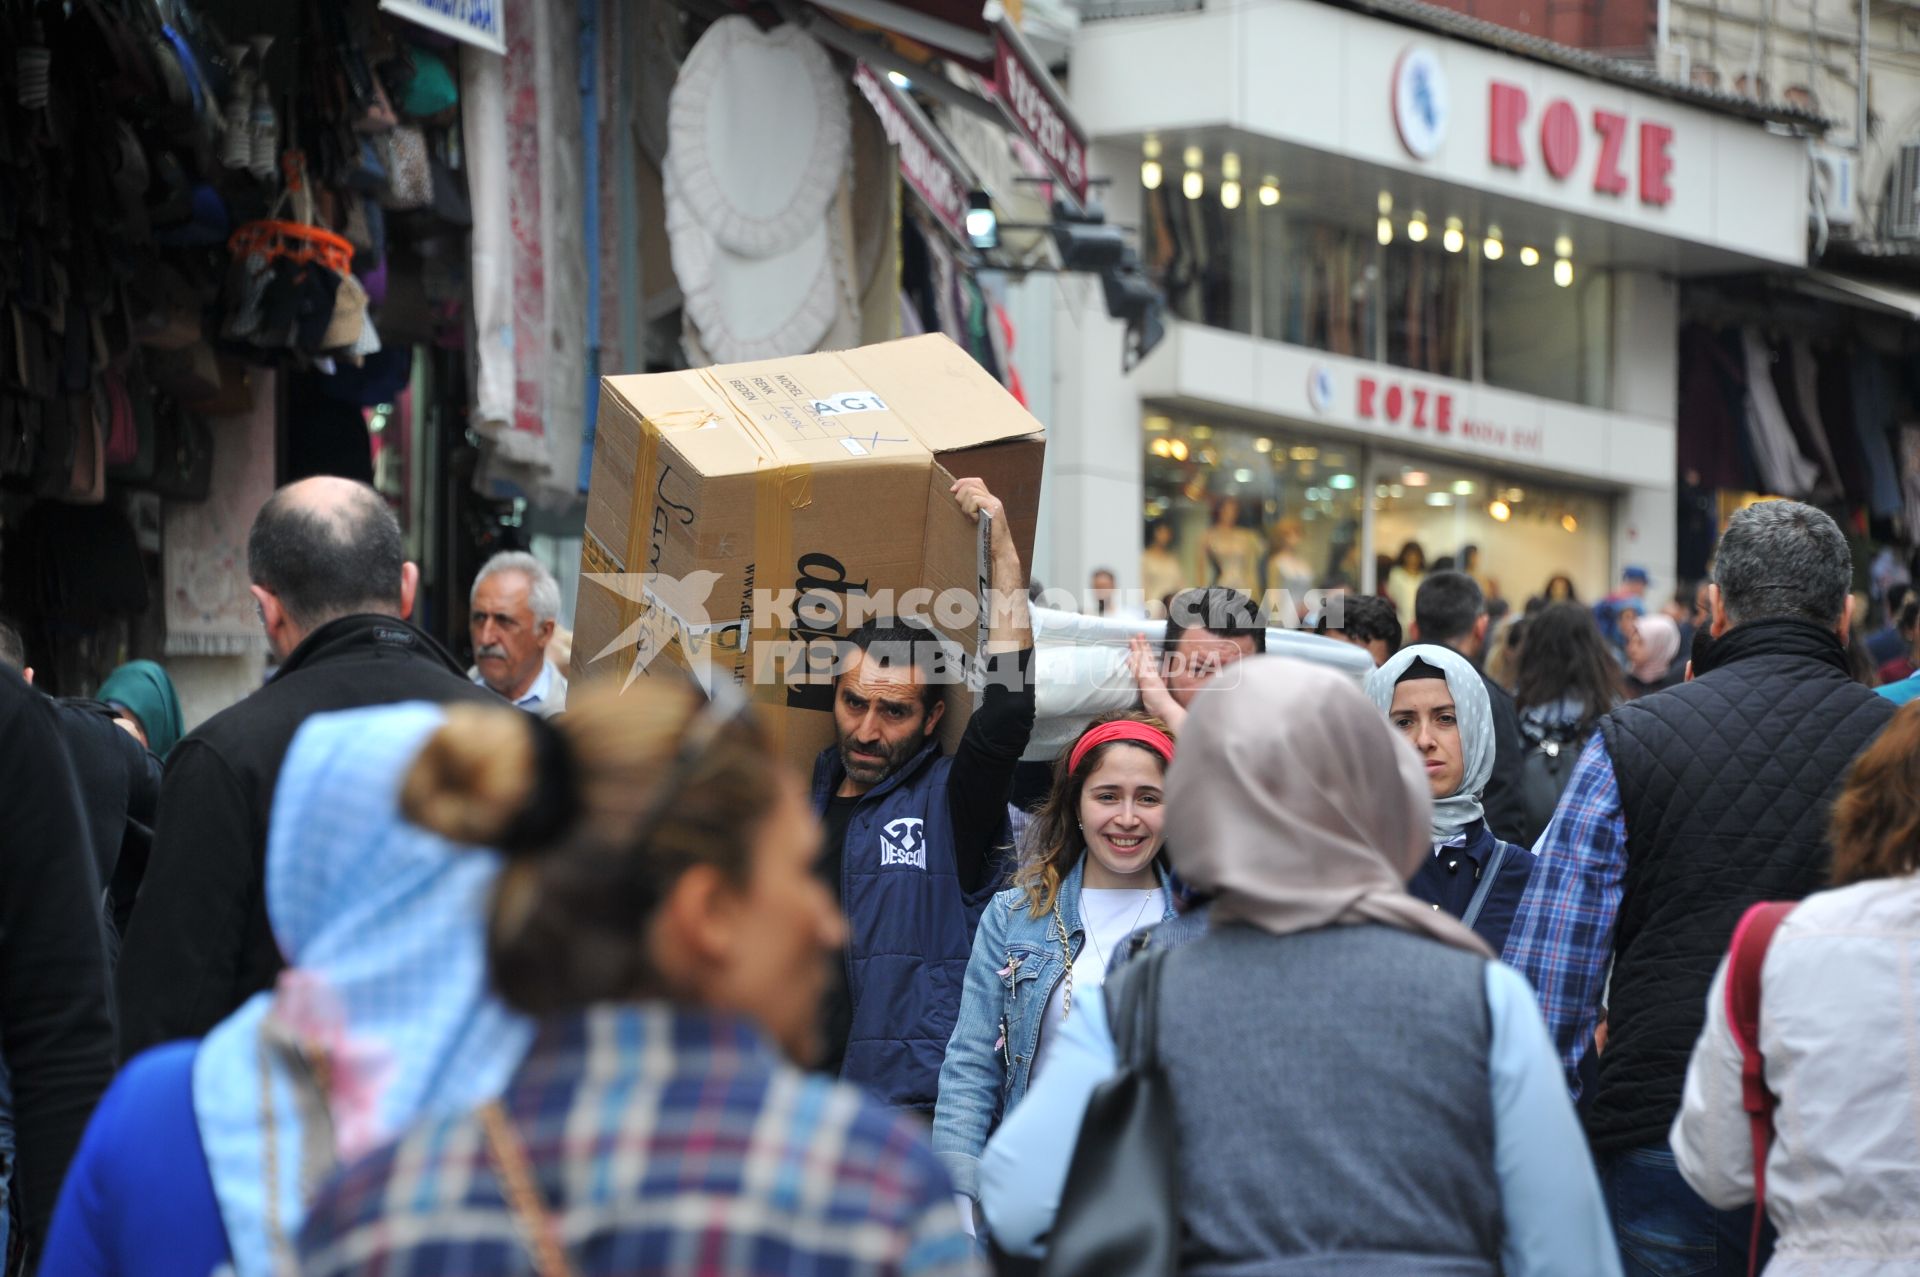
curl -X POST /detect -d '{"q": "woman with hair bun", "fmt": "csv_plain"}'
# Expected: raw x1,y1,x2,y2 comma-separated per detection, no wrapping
295,683,980,1277
933,712,1177,1223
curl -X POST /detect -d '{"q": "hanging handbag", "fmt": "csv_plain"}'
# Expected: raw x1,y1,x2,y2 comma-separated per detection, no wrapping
150,399,213,501
380,126,432,211
1036,946,1180,1277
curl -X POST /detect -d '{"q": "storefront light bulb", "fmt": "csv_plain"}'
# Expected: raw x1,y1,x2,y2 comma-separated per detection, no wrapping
1488,500,1512,522
1184,146,1204,169
1483,235,1503,261
1254,437,1273,453
1376,216,1394,246
1427,492,1454,507
1388,484,1405,498
1141,160,1163,190
1233,467,1254,483
1452,480,1475,495
1554,235,1574,258
1329,473,1356,490
1290,446,1318,461
1403,470,1430,486
1169,440,1189,461
1377,191,1393,215
1259,179,1281,206
1182,169,1204,201
1442,226,1464,254
887,70,913,89
1561,513,1579,532
1222,152,1241,181
1554,258,1575,288
1407,214,1428,242
1519,246,1540,266
1221,180,1242,210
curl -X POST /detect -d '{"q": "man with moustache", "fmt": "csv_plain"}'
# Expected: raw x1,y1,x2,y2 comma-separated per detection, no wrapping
811,478,1035,1113
467,551,568,716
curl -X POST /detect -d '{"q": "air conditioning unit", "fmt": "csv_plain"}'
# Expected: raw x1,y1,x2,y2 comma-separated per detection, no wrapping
1890,143,1920,240
1814,146,1857,228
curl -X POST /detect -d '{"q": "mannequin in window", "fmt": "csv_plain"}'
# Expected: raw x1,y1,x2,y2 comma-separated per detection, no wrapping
1267,519,1315,619
1141,520,1185,620
1204,498,1262,597
1386,540,1427,623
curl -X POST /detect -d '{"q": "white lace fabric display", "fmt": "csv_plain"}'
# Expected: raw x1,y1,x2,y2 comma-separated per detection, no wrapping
664,17,858,362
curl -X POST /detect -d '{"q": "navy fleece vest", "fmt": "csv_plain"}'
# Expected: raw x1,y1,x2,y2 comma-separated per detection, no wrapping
812,742,987,1112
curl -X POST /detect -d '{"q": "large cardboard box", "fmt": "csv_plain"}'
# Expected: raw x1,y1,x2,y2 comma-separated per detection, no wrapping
574,335,1045,773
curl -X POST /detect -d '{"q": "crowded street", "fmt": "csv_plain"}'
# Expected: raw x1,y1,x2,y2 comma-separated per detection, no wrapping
5,0,1920,1274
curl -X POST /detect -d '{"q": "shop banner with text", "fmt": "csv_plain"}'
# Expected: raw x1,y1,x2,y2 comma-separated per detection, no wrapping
989,19,1087,208
379,0,506,54
853,63,979,246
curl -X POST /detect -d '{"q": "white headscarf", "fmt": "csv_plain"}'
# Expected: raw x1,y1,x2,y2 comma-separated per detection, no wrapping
1364,644,1495,842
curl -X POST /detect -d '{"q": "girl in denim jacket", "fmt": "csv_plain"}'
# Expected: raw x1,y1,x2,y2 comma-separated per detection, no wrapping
932,713,1177,1220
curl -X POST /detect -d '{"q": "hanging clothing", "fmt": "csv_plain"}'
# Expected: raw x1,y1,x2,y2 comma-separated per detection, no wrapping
1847,352,1905,518
1740,330,1819,497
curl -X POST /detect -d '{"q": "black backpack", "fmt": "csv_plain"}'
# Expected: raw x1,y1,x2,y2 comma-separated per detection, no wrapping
1519,716,1593,847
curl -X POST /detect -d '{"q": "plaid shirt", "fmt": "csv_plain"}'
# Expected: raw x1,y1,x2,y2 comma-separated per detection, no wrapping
298,1005,982,1277
1498,732,1627,1099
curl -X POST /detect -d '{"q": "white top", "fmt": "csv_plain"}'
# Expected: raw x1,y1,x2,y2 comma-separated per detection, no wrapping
1672,875,1920,1274
1031,887,1162,1086
468,659,568,718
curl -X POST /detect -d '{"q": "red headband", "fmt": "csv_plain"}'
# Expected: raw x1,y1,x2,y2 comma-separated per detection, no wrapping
1069,720,1176,775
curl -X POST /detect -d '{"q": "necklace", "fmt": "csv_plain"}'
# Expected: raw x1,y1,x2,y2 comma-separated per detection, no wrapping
1054,887,1158,1019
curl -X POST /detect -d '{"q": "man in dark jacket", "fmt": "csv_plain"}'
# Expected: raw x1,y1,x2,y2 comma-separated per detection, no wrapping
0,667,116,1260
1504,500,1892,1275
812,478,1034,1113
1411,572,1529,845
116,478,495,1057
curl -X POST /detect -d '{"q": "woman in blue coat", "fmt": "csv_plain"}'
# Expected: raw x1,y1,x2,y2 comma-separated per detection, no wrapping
1367,644,1534,953
932,712,1177,1219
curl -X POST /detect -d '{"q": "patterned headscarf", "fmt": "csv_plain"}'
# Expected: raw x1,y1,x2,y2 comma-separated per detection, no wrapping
1166,658,1490,958
193,703,534,1277
1364,644,1496,843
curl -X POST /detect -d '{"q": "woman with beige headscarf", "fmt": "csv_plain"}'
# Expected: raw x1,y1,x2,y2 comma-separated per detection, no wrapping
978,658,1618,1275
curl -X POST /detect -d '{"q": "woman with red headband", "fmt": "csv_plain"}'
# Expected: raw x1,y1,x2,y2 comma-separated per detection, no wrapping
931,712,1177,1230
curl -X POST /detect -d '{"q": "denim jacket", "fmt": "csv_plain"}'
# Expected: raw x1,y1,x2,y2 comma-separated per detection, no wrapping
931,856,1174,1200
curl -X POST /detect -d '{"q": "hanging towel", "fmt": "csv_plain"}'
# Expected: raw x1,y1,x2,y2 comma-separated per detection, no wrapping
1740,328,1819,496
1808,342,1870,504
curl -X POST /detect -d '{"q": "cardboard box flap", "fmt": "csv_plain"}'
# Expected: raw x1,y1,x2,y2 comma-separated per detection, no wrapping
835,336,1046,456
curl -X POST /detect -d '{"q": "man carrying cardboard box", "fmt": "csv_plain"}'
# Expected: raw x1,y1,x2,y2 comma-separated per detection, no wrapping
812,477,1035,1113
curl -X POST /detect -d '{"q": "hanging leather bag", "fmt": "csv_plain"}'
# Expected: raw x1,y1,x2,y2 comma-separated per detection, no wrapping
1035,946,1180,1277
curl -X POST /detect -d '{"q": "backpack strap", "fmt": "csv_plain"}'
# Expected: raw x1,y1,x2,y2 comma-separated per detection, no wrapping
1724,900,1796,1277
1460,838,1515,933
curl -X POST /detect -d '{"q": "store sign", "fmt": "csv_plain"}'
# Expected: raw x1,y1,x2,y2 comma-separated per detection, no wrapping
1308,362,1546,457
378,0,504,54
991,19,1089,207
853,64,977,246
1487,80,1675,206
1391,48,1449,160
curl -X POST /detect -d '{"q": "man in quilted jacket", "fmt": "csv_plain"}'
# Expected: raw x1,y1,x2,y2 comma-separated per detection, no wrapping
1503,500,1893,1276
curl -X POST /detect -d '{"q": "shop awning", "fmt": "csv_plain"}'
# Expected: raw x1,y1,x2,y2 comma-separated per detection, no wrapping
1798,270,1920,322
805,0,998,69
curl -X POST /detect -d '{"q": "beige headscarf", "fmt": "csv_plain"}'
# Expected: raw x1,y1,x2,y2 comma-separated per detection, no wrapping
1164,657,1492,958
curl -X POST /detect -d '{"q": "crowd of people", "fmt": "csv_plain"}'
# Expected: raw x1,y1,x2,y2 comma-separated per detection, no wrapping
1,481,1916,1276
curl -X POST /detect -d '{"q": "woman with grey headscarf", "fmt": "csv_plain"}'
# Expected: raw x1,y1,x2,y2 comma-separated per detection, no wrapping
979,658,1618,1275
1365,644,1537,953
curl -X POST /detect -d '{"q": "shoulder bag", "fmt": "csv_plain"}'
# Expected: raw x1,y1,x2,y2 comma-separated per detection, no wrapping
1036,945,1179,1277
1726,900,1796,1277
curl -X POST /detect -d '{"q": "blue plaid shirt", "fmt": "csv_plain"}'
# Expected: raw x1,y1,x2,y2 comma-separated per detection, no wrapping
298,1005,982,1277
1499,733,1628,1098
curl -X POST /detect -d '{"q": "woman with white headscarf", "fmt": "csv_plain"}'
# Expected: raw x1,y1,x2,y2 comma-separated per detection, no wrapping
979,658,1618,1275
1625,612,1684,698
1366,644,1537,953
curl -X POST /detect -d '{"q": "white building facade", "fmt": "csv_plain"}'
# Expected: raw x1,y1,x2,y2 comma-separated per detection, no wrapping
1039,0,1819,613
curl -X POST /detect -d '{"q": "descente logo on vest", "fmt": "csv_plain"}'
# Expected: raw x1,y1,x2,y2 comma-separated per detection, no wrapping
880,817,928,870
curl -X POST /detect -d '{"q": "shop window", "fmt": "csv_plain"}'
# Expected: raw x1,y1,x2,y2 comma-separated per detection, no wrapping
1482,257,1612,408
1142,415,1366,618
1370,455,1613,609
1259,209,1377,360
1142,184,1254,335
1382,235,1471,381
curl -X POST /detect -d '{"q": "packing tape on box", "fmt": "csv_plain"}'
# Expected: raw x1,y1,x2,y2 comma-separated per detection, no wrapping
617,415,665,685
